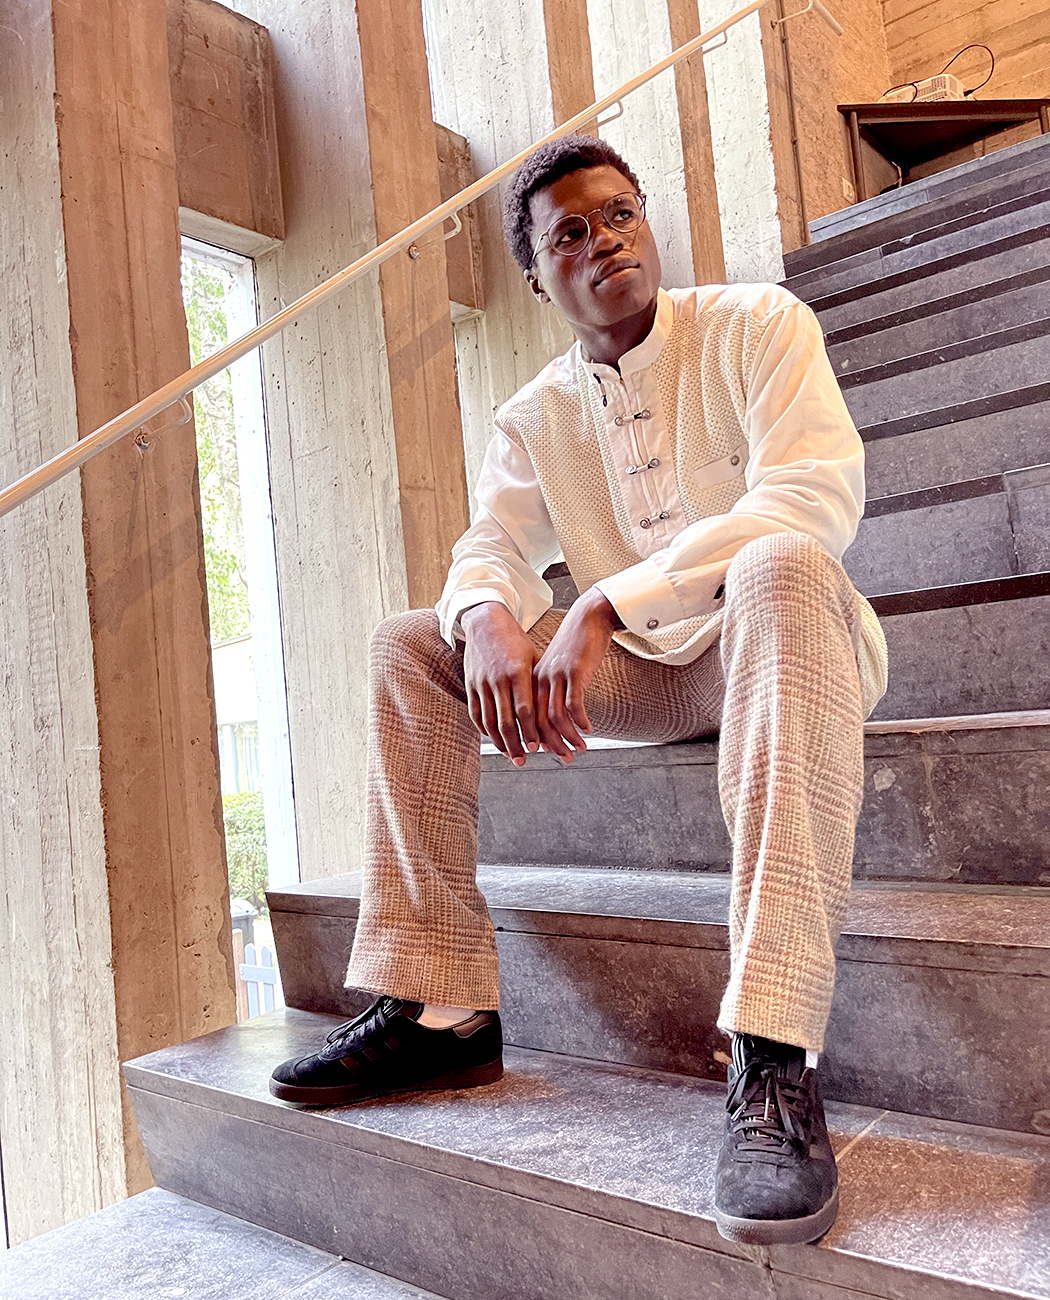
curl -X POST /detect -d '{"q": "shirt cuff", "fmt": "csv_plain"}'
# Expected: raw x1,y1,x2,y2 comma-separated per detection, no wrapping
439,588,513,647
594,560,690,637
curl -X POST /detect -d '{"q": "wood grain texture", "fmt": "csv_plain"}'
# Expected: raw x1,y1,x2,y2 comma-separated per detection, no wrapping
425,0,575,487
543,0,598,128
761,0,891,236
167,0,285,239
234,0,409,881
882,0,1050,171
0,0,126,1244
357,0,469,611
52,0,236,1193
666,0,726,282
435,124,485,312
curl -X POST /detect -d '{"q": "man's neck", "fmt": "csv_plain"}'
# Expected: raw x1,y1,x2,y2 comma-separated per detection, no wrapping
577,295,659,369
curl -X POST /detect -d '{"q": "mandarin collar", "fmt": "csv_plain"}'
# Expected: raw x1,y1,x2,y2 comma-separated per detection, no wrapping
574,287,674,377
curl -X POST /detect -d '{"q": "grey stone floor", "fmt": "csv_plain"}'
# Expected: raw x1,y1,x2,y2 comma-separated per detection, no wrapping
0,1187,446,1300
126,1010,1050,1300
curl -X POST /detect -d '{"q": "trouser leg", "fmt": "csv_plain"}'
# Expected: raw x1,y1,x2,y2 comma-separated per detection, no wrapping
344,610,500,1009
344,607,725,1008
715,532,866,1052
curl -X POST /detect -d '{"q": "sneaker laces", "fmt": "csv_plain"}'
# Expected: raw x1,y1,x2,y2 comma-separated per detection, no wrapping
321,996,404,1059
727,1059,809,1154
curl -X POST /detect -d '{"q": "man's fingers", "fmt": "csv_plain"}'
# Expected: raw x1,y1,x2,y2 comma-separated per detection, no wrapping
478,684,506,754
511,680,540,754
534,677,573,761
495,681,526,765
467,685,487,739
564,674,593,737
549,676,587,754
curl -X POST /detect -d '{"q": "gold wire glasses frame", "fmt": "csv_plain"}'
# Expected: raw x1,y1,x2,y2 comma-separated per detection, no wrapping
531,192,648,262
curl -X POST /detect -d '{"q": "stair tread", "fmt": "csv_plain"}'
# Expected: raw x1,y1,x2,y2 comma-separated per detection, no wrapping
0,1186,446,1300
269,866,1050,962
125,1012,1050,1300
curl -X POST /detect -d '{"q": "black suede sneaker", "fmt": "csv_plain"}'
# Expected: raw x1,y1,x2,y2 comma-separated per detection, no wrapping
269,997,503,1107
713,1033,839,1245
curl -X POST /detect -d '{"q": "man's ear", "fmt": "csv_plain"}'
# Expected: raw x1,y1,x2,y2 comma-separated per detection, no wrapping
525,269,550,304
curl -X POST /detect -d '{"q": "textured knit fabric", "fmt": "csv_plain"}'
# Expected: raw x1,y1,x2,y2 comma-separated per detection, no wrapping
346,532,866,1051
436,284,887,713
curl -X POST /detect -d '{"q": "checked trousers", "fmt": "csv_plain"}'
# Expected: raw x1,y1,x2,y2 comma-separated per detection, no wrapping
344,531,882,1052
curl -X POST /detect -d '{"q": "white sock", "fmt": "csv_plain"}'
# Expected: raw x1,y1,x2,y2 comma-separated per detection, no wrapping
417,1004,476,1030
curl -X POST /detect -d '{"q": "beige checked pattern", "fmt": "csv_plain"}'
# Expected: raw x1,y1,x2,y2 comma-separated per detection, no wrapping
345,531,876,1051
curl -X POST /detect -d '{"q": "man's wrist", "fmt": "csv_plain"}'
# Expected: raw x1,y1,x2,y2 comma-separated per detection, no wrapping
582,586,625,630
460,600,513,635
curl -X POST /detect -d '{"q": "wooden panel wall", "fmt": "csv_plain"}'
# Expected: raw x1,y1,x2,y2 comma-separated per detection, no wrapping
0,0,125,1245
52,0,236,1194
356,0,470,610
167,0,285,240
883,0,1050,174
760,0,891,237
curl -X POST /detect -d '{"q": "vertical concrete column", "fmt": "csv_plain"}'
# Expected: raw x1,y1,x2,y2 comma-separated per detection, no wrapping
586,0,696,289
51,0,236,1193
424,0,576,483
355,0,470,609
0,0,125,1245
698,0,784,281
543,0,597,127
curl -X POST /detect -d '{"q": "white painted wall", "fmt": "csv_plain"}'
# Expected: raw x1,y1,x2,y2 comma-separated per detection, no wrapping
697,1,784,282
586,0,696,291
422,0,575,490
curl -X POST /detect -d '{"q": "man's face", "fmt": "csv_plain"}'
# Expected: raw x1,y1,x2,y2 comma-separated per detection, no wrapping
525,165,662,336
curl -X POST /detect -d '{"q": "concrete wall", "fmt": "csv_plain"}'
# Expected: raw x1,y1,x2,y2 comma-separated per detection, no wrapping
225,0,409,881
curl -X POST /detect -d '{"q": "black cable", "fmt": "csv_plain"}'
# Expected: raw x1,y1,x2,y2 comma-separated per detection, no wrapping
939,43,995,95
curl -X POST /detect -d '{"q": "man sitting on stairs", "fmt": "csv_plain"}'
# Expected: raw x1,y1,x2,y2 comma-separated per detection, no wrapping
270,133,889,1247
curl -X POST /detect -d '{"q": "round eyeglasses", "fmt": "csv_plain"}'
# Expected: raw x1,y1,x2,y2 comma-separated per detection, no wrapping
532,192,647,261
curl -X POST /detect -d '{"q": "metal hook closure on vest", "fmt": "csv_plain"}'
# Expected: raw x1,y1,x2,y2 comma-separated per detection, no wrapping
639,510,670,528
614,409,652,426
626,457,661,475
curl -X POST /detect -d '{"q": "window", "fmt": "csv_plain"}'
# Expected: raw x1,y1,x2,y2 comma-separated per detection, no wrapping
181,238,297,1019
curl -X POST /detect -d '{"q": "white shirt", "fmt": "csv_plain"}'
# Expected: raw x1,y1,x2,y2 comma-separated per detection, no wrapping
437,284,881,696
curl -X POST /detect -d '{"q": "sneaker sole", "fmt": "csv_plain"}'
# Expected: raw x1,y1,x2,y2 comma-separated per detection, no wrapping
713,1185,839,1245
268,1057,504,1108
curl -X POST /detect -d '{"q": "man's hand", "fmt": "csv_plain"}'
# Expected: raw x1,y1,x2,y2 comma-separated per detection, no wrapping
533,588,622,762
461,602,541,766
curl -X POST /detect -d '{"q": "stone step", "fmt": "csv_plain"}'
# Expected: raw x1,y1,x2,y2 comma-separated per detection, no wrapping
470,712,1050,883
799,132,1050,257
783,185,1050,308
125,1011,1050,1300
827,272,1050,381
266,866,1050,1134
817,230,1050,340
862,393,1049,498
0,1185,448,1300
844,464,1050,597
871,583,1050,718
841,326,1050,440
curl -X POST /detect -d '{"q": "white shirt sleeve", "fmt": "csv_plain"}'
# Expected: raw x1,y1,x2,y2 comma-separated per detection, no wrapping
435,424,563,646
595,300,865,636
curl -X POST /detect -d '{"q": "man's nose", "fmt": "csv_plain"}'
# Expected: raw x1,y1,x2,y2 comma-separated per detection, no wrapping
588,220,624,255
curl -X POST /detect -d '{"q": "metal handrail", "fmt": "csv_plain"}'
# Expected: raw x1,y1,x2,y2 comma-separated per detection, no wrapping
0,0,840,519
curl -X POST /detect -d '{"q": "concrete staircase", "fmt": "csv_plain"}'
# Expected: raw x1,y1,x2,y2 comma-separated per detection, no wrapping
4,139,1049,1300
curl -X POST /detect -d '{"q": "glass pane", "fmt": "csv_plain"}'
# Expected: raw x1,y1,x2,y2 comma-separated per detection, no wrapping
181,240,298,1022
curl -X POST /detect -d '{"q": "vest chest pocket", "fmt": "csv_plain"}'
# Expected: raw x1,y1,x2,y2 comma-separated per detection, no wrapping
687,440,750,492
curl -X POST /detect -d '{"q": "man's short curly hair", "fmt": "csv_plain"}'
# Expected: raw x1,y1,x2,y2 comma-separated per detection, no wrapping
503,134,642,271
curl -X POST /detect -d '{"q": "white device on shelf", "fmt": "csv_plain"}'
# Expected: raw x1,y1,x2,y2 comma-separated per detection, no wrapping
881,73,968,104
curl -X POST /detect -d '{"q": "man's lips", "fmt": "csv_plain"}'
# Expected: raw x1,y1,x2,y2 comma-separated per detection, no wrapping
593,257,640,286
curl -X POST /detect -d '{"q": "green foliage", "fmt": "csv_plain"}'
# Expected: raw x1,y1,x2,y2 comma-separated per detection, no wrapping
223,790,269,911
182,255,251,642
